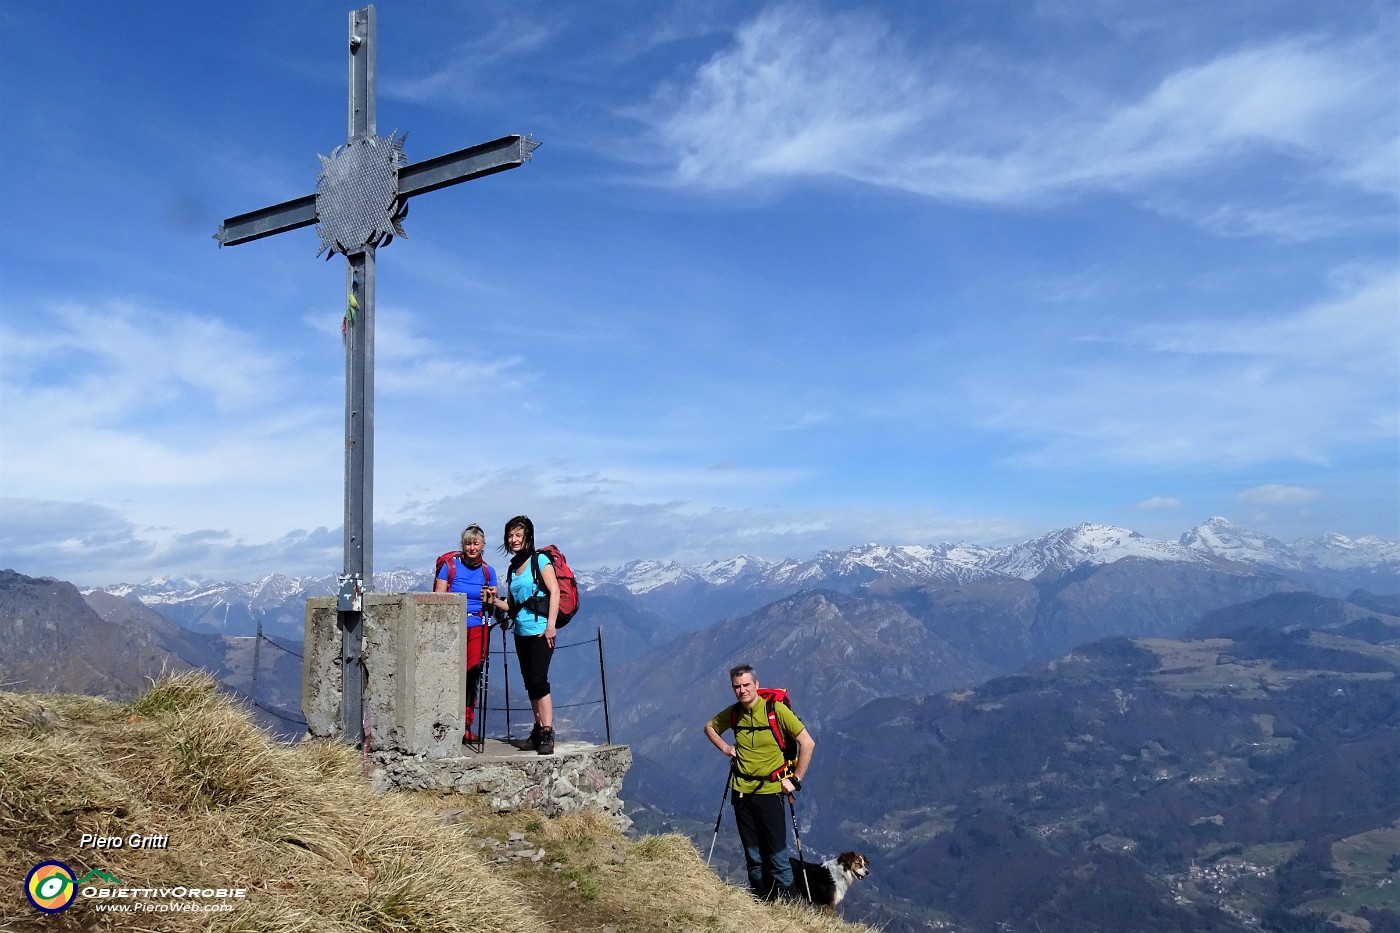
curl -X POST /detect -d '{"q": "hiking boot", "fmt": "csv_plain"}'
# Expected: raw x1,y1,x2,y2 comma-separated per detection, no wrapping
537,727,555,756
511,723,542,751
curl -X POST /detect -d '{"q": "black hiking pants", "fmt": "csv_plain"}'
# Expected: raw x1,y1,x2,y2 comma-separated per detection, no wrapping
732,790,793,898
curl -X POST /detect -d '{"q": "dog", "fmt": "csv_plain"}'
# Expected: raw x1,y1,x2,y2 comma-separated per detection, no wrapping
788,851,870,913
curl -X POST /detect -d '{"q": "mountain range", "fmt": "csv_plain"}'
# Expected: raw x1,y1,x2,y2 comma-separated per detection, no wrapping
87,517,1400,640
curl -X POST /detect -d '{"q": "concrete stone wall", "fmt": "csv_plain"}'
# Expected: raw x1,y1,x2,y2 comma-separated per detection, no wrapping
303,593,466,758
302,597,341,738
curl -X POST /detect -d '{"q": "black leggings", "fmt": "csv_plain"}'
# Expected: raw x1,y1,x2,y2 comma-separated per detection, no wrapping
514,632,554,701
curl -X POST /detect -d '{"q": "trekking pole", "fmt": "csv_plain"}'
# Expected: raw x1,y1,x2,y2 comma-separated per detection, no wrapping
706,763,735,867
788,792,812,903
474,619,490,752
501,617,514,740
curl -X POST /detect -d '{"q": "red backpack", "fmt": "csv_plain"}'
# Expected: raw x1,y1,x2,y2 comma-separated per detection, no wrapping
510,544,580,628
729,687,797,781
434,551,496,591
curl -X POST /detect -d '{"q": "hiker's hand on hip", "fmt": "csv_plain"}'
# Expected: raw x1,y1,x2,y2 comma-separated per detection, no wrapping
544,625,556,646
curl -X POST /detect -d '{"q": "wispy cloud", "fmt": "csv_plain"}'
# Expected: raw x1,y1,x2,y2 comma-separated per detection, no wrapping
0,300,342,536
1237,484,1319,506
300,304,529,396
1136,497,1182,510
3,300,287,416
647,7,1396,236
647,5,928,189
972,267,1399,470
3,468,1026,586
382,15,556,107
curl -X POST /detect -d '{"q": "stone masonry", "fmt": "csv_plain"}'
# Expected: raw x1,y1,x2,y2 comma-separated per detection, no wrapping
370,739,632,831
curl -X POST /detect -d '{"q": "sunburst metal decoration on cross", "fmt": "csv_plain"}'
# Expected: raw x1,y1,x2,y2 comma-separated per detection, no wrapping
314,131,409,258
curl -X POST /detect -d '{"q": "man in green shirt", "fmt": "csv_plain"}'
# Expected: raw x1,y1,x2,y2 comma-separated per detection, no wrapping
704,664,816,900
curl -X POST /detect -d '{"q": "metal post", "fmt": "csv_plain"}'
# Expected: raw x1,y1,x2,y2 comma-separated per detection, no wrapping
343,251,375,581
251,620,262,703
501,621,514,739
337,6,377,745
349,6,375,136
597,626,612,746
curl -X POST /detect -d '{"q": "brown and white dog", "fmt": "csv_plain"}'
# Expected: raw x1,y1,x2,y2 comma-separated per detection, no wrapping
788,851,870,913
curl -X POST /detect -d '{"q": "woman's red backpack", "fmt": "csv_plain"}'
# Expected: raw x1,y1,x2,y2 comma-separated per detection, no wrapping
520,544,580,627
434,551,496,590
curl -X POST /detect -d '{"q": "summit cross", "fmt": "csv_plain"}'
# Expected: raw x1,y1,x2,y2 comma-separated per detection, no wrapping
215,5,538,743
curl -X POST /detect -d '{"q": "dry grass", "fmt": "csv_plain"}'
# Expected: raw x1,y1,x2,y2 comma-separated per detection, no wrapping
1,673,875,933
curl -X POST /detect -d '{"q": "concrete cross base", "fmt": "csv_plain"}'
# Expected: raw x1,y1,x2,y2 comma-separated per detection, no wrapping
303,592,467,758
369,740,633,832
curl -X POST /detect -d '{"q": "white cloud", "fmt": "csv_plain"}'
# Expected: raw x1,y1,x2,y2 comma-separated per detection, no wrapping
972,267,1400,470
382,16,555,106
648,11,1396,234
649,5,928,190
324,305,531,396
1236,484,1319,506
1136,497,1181,510
1,464,1025,586
0,300,343,538
3,300,288,416
1133,267,1399,374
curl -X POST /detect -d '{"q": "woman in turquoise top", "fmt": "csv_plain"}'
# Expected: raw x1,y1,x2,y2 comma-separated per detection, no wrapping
485,515,560,755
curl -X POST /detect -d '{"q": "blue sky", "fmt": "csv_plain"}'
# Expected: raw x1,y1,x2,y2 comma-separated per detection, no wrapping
1,0,1396,587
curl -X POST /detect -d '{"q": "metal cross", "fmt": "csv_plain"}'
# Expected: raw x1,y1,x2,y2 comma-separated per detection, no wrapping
216,6,538,743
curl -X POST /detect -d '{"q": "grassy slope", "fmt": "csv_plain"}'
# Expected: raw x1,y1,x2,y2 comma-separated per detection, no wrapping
1,673,875,933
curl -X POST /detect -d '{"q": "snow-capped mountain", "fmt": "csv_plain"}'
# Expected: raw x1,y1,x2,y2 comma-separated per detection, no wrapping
1180,517,1400,592
1178,517,1305,571
92,570,432,639
987,523,1212,580
580,543,1000,594
774,542,1001,586
90,519,1398,638
587,520,1398,596
1293,532,1400,572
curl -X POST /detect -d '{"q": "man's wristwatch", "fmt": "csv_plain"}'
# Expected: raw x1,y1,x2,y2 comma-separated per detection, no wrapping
789,776,802,792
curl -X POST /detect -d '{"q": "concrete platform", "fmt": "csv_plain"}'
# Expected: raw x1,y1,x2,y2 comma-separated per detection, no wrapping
457,736,582,759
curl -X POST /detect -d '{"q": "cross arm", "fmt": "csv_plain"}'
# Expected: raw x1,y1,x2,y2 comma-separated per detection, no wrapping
398,134,540,200
214,134,538,248
215,193,318,247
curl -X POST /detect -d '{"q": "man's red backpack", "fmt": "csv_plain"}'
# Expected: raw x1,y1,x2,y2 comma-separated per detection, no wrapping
510,544,580,628
730,687,797,781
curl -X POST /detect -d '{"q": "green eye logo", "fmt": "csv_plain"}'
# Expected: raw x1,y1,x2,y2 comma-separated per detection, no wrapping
26,861,77,913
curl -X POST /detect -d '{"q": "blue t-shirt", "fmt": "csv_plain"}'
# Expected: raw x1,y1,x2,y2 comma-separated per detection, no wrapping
508,552,552,636
436,558,496,626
